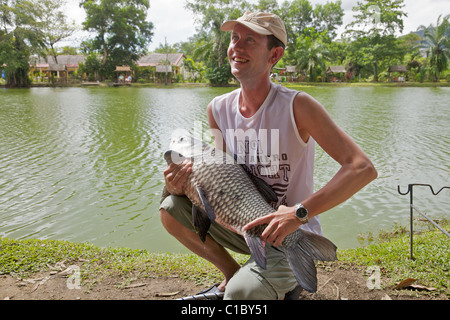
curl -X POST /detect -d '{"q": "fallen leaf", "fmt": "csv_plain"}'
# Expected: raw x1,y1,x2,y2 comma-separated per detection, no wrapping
407,284,438,292
155,291,181,297
124,283,146,289
393,278,417,290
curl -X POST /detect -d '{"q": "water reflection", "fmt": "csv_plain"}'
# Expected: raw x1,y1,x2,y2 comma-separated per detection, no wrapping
0,86,448,251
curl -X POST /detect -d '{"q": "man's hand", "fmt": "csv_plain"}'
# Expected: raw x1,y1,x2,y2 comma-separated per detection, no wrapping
243,205,302,247
163,159,192,196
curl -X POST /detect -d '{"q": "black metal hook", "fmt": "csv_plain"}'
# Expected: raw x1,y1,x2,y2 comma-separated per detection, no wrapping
397,183,450,196
397,183,449,260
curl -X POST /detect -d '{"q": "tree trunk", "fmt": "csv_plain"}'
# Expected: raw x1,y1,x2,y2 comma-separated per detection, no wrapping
373,60,378,82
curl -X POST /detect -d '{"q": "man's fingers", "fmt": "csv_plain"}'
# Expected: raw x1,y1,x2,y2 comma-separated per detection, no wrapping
243,215,271,231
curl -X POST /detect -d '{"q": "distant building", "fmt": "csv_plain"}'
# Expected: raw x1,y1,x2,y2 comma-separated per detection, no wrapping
137,53,185,82
29,55,87,80
388,65,408,82
326,66,347,82
29,53,186,82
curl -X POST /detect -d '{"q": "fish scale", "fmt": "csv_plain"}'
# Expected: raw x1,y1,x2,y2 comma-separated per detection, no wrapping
192,155,271,236
164,134,338,293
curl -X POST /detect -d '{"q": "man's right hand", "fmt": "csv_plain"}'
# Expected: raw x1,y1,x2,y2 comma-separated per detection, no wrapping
163,159,192,196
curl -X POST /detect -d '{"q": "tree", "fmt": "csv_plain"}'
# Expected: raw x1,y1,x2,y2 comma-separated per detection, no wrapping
346,0,407,82
295,29,330,81
0,0,43,87
185,0,251,84
279,0,343,73
280,0,313,50
418,14,450,81
0,0,75,86
280,0,343,50
80,0,153,80
35,0,76,64
312,0,344,39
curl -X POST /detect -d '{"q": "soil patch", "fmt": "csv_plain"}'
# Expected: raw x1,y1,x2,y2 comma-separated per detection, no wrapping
1,263,446,300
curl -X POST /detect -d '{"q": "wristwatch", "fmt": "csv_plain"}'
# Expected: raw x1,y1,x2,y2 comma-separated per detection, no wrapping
294,203,309,224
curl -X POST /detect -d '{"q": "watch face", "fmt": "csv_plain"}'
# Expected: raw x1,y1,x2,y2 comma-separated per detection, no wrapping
296,206,308,218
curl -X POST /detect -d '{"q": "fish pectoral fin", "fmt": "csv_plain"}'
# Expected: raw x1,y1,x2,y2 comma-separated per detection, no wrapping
192,205,210,242
244,233,266,270
195,186,216,222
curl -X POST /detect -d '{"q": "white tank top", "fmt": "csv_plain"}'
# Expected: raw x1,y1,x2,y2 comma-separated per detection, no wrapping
211,83,322,235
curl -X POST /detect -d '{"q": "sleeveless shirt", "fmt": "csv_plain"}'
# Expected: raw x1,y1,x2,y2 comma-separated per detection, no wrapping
211,82,322,235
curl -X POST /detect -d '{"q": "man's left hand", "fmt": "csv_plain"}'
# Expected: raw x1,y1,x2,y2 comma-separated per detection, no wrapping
243,205,302,247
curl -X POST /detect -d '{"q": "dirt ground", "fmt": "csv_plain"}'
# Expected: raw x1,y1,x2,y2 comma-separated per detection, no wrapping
1,262,447,300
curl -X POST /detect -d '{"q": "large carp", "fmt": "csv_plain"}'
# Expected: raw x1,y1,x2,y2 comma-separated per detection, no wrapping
163,134,337,292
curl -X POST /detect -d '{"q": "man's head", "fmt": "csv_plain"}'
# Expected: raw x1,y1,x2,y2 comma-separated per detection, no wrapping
221,12,287,49
221,12,286,80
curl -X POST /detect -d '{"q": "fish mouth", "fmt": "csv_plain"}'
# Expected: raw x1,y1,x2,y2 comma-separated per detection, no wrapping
164,150,186,165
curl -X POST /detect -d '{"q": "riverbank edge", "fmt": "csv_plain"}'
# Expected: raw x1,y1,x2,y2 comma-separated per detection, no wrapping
1,223,448,299
1,80,450,89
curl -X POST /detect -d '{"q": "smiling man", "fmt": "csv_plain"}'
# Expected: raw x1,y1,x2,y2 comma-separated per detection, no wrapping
160,12,377,300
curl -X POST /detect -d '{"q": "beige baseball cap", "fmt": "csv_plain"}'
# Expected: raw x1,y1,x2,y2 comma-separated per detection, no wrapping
221,12,287,47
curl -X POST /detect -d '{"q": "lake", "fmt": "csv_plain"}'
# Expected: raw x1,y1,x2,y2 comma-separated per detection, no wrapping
0,85,449,252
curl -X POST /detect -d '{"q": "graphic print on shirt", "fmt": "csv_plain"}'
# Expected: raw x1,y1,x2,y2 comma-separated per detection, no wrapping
231,133,290,208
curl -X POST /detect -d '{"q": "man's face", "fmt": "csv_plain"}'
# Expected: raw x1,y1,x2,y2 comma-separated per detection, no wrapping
227,24,274,82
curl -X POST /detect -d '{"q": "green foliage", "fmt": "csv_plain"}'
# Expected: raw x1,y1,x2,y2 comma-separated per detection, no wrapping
418,14,450,81
80,0,154,80
0,0,76,87
77,53,102,81
1,0,448,85
293,29,331,81
345,0,408,81
185,0,251,85
1,221,448,295
206,63,232,85
341,223,450,293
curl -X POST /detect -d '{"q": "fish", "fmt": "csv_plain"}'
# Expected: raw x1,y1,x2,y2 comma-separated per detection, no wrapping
163,134,337,293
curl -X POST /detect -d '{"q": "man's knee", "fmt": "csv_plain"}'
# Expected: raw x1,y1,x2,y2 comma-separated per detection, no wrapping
224,267,278,300
159,194,193,233
159,208,175,233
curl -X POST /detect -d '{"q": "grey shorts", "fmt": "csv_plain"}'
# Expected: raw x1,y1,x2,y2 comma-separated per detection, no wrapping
160,194,298,300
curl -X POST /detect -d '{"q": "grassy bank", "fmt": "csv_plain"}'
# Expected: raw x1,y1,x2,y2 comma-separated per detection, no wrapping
1,222,448,296
2,79,449,89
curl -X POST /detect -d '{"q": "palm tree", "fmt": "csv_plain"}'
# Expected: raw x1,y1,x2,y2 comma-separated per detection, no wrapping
418,14,450,81
295,35,330,81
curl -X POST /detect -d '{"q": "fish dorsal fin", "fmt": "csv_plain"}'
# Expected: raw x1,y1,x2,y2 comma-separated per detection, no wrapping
241,165,278,205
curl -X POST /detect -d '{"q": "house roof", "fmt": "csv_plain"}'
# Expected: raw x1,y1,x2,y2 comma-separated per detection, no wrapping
29,54,186,70
285,65,298,73
327,66,346,73
155,65,173,73
114,65,131,72
30,55,86,67
137,53,185,67
388,65,407,72
48,64,66,71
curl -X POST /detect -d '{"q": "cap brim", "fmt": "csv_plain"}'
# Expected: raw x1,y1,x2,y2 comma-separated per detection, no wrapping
220,20,272,36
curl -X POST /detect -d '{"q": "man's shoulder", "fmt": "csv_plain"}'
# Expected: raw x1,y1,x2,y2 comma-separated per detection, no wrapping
211,87,240,109
214,87,240,101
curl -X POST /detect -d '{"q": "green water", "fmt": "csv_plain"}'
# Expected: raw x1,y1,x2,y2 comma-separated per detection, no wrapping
0,86,449,252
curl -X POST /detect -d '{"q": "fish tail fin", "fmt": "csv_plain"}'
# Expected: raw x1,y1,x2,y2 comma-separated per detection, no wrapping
285,230,337,293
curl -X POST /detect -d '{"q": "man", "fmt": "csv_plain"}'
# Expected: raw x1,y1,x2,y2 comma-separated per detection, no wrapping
160,12,377,300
